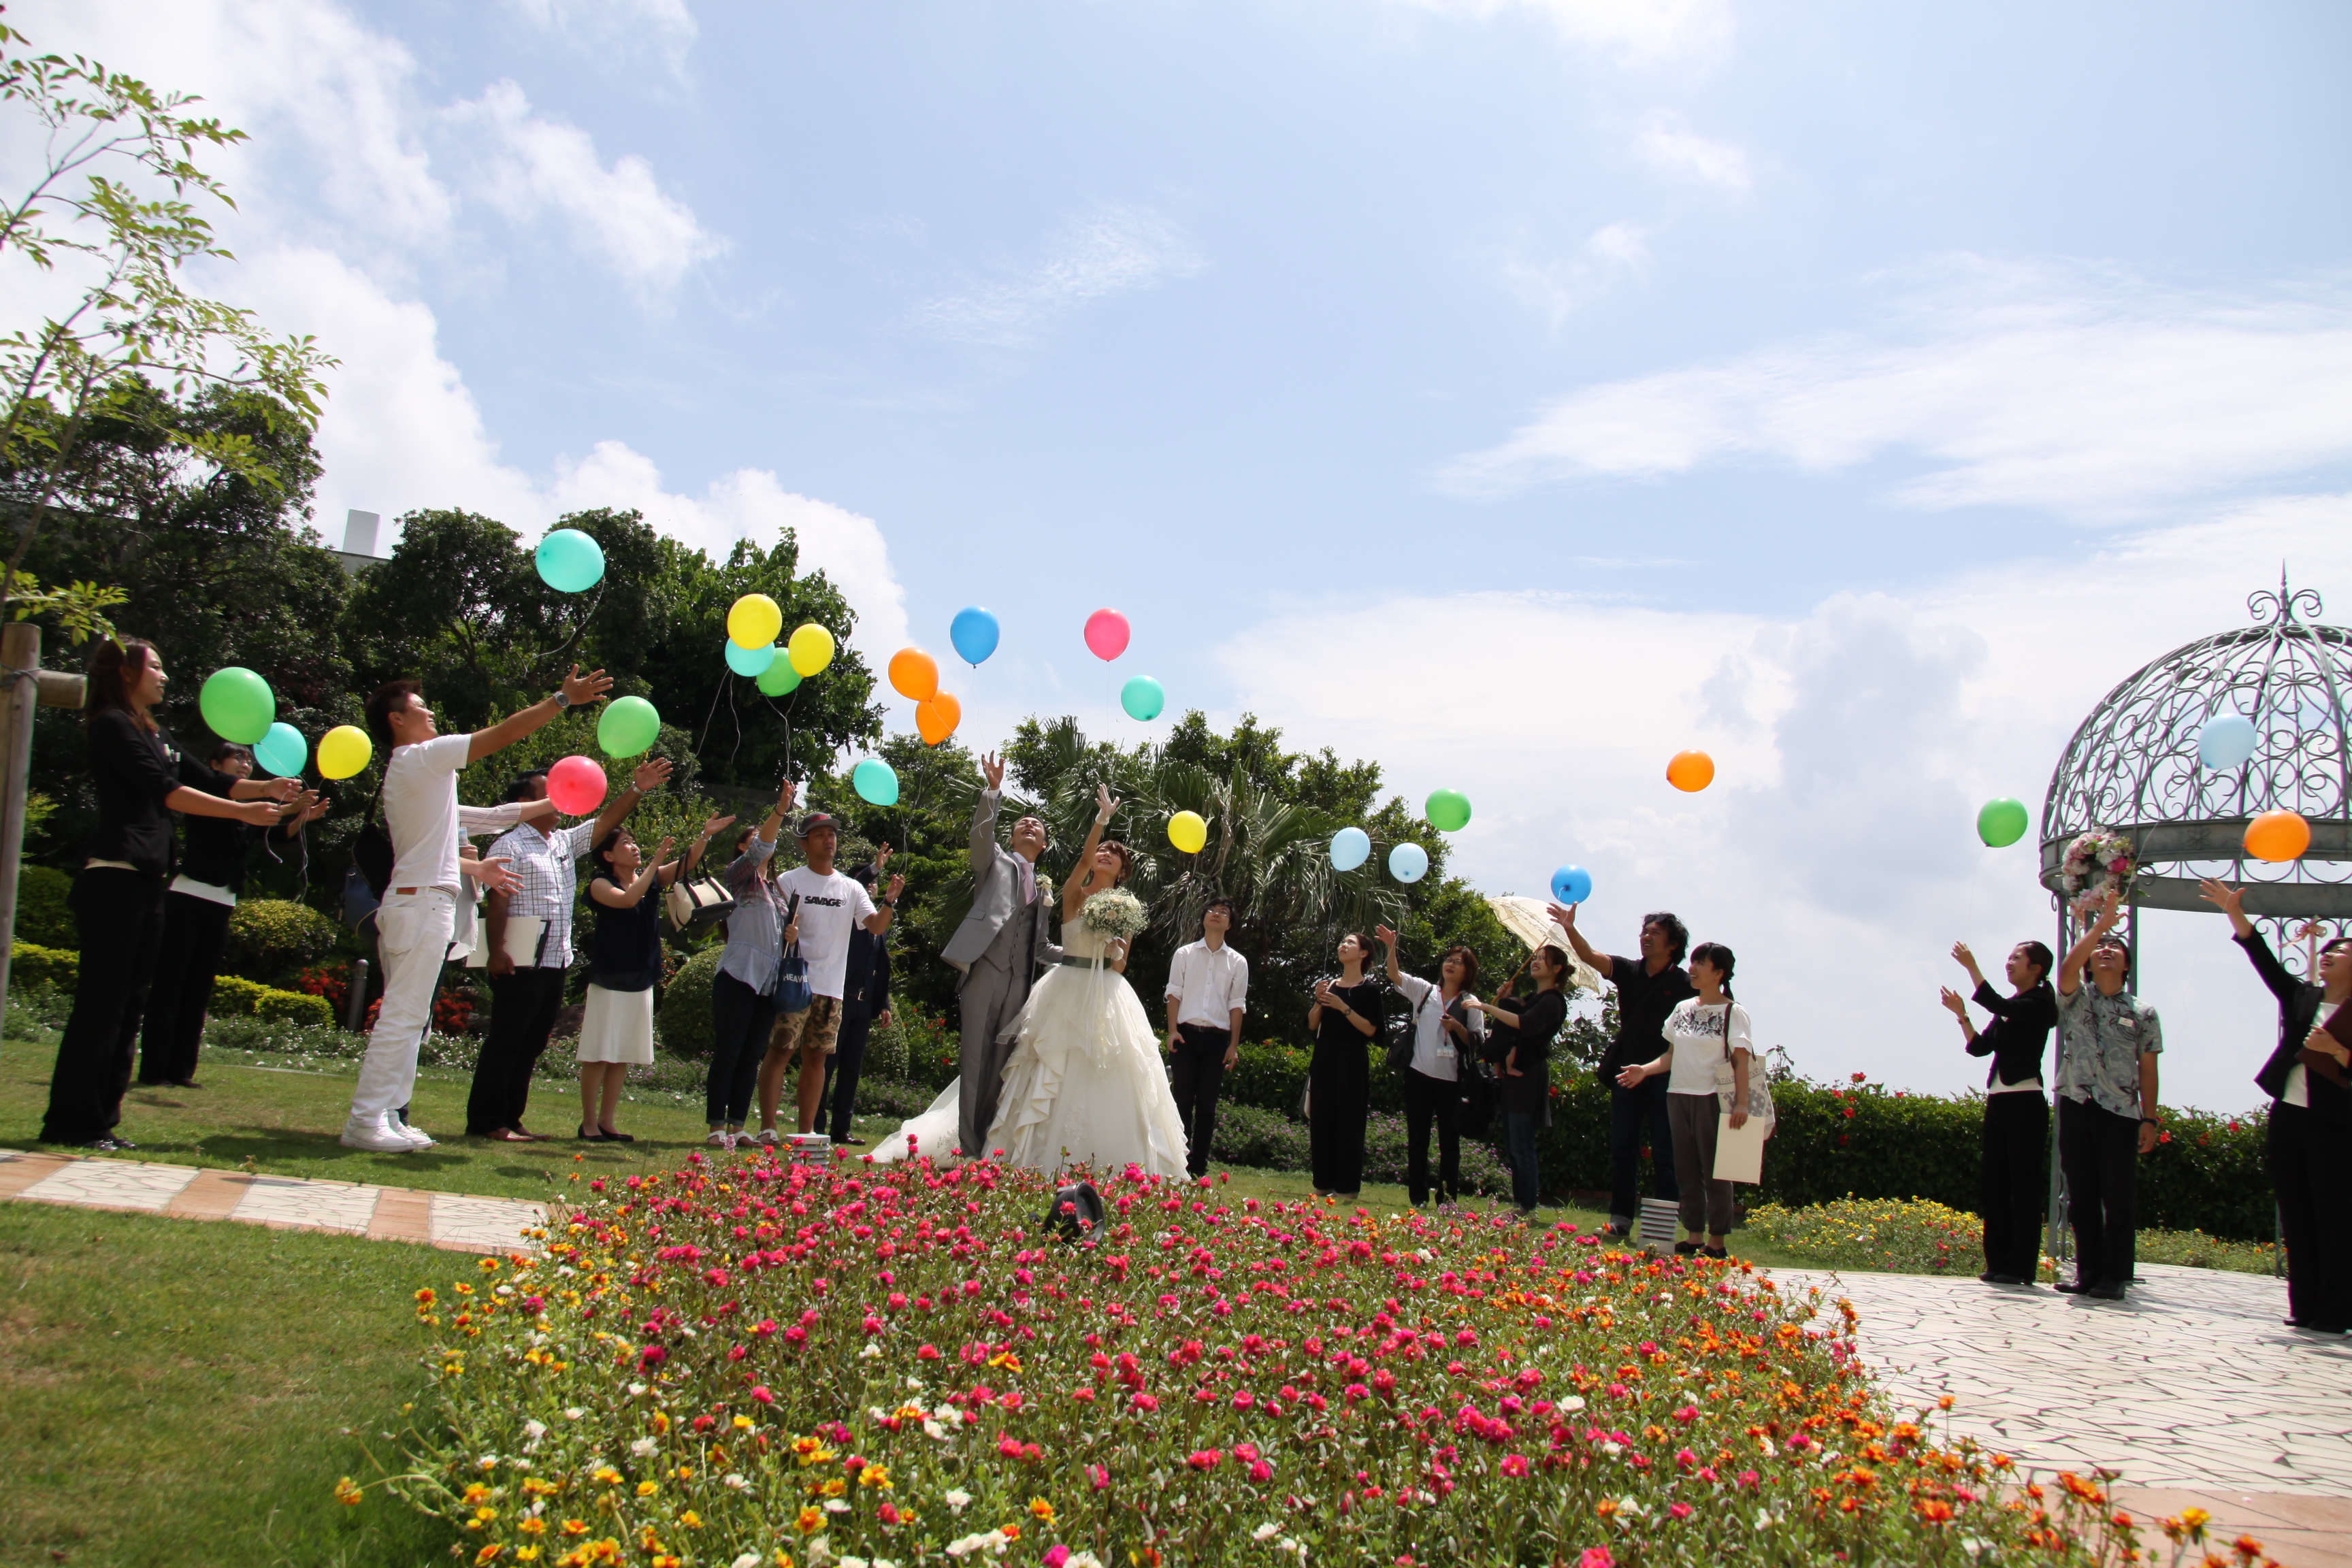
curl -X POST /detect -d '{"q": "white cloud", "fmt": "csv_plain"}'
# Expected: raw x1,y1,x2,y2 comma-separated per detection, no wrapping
1390,0,1732,65
915,203,1207,348
504,0,698,75
445,80,724,301
1493,220,1651,330
1441,261,2352,517
1213,495,2352,1113
1635,110,1751,191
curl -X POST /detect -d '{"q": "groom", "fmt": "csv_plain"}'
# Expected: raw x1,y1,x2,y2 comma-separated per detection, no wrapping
941,751,1063,1158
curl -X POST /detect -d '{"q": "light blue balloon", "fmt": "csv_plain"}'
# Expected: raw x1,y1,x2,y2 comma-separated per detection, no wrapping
2198,713,2257,771
1388,842,1430,883
1550,864,1592,904
536,527,605,593
951,605,1000,666
1121,675,1165,721
852,757,900,806
725,638,779,676
253,721,307,777
1329,827,1371,872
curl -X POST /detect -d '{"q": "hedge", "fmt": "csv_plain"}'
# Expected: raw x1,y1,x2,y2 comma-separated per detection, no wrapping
13,866,74,947
10,940,77,992
225,898,342,982
656,947,723,1056
7,942,331,1028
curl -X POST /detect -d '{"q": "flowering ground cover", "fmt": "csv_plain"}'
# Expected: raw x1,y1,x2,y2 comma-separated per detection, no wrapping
375,1152,2221,1567
1744,1197,2280,1280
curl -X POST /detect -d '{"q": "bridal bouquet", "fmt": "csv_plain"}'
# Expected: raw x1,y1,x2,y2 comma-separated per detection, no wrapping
1080,887,1147,941
2059,827,2137,917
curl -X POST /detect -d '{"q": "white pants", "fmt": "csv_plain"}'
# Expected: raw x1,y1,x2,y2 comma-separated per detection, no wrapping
350,889,456,1120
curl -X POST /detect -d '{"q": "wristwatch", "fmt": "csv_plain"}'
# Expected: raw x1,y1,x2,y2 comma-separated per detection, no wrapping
553,690,574,710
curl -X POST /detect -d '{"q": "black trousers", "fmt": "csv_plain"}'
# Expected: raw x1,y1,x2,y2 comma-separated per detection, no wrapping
707,970,772,1126
1607,1072,1680,1225
137,891,234,1086
1308,1043,1371,1195
1978,1092,2050,1278
1169,1025,1228,1178
2269,1101,2352,1330
823,1000,875,1141
1402,1066,1460,1206
42,869,167,1144
466,968,566,1134
2057,1095,2140,1286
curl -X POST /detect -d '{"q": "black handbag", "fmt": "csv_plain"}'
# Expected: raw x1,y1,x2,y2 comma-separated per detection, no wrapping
353,796,393,899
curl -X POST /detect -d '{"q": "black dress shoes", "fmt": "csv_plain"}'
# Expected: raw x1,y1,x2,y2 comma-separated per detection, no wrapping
2085,1281,2127,1301
2052,1278,2093,1294
1978,1272,2027,1286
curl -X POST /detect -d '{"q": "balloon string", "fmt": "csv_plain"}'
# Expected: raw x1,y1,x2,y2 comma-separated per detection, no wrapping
526,578,608,673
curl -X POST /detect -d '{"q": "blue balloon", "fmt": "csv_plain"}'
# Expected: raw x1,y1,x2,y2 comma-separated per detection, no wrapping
1388,842,1429,883
1550,864,1592,904
536,527,606,593
950,605,1000,666
2198,713,2257,771
254,721,307,777
1329,827,1371,872
1121,675,1165,721
851,757,900,807
725,638,779,677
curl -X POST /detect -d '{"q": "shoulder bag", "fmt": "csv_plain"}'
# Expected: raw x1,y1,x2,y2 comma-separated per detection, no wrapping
771,892,813,1015
1711,1001,1776,1125
664,873,738,936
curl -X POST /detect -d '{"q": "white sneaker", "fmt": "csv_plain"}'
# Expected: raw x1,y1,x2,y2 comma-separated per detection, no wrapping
340,1115,415,1153
395,1120,435,1149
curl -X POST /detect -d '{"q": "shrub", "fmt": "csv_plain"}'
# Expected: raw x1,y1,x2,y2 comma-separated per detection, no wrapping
226,898,341,981
13,865,75,947
1209,1101,1313,1169
209,973,335,1028
1225,1040,1308,1113
1745,1197,1986,1276
657,947,722,1058
848,1076,936,1122
862,1013,911,1082
5,977,69,1039
389,1154,2137,1566
9,939,78,992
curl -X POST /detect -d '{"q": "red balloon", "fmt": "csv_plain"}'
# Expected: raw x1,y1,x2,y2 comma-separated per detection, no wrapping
548,755,608,815
1083,608,1130,662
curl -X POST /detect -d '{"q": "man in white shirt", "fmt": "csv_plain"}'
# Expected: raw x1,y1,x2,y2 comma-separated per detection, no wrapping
1163,898,1248,1179
342,666,611,1153
757,802,906,1141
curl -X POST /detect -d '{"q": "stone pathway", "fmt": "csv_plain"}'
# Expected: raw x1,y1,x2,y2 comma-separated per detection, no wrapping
1767,1262,2352,1568
0,1149,548,1254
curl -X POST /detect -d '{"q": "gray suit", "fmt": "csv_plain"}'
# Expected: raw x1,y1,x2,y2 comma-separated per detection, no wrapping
942,789,1061,1156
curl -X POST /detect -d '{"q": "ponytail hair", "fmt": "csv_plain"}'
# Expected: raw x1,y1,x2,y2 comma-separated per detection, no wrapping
1690,941,1736,1000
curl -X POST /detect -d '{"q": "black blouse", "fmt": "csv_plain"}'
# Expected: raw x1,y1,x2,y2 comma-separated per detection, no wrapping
2236,931,2350,1126
589,876,665,992
83,713,210,877
1312,979,1382,1068
1967,981,2056,1090
1484,986,1568,1115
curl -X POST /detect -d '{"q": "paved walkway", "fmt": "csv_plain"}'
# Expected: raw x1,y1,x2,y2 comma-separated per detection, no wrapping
0,1149,547,1254
1769,1262,2352,1568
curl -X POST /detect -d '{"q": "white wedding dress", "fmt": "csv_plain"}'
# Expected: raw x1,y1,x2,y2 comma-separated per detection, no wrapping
872,920,1189,1177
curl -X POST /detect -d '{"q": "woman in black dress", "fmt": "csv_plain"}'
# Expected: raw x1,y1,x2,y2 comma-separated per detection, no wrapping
1470,944,1571,1220
1306,932,1382,1198
40,639,299,1150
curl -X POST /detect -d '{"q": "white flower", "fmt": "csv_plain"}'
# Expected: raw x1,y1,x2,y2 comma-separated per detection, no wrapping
841,1558,869,1568
522,1420,547,1441
923,1419,951,1441
564,1407,586,1420
495,1283,515,1296
627,1382,648,1396
722,1472,750,1491
1756,1435,1776,1457
860,1341,883,1359
823,1498,851,1513
1558,1396,1586,1412
945,1530,1009,1558
1065,1556,1105,1568
1752,1509,1776,1530
1254,1524,1280,1541
630,1437,659,1458
944,1489,974,1513
477,1454,499,1471
733,1556,765,1568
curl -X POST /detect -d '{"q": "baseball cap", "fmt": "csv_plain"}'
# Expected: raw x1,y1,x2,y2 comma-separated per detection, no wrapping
795,811,840,839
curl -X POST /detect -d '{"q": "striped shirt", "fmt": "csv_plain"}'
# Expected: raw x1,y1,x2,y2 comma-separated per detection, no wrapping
483,820,598,969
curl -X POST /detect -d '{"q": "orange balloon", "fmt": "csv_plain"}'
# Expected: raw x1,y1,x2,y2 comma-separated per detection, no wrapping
916,691,961,746
1665,749,1716,793
889,647,940,702
2244,809,2311,864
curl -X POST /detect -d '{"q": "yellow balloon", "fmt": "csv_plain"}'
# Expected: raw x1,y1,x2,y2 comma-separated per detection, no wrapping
787,623,836,678
1167,810,1207,855
316,724,373,781
728,593,783,650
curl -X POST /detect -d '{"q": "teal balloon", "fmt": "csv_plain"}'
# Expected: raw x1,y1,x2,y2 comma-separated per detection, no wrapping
253,721,307,777
725,638,778,676
1329,827,1371,872
2198,714,2257,770
1426,788,1472,833
1121,675,1165,721
598,694,660,758
536,527,605,592
1976,797,2029,849
198,666,274,745
950,606,1000,666
852,757,900,806
1388,842,1430,883
756,658,801,697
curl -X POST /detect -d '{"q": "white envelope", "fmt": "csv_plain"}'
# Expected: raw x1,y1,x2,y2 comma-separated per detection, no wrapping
1713,1111,1770,1185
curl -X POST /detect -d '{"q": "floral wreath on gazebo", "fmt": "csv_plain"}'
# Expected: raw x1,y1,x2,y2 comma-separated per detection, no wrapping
2058,828,2137,919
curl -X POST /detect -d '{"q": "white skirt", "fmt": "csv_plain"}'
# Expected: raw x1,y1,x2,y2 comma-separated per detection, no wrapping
576,983,655,1064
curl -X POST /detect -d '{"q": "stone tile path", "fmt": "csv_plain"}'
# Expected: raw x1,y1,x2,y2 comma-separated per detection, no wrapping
0,1149,548,1254
1766,1262,2352,1568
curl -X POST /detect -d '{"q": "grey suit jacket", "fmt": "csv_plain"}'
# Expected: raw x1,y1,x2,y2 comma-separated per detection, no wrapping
941,789,1064,974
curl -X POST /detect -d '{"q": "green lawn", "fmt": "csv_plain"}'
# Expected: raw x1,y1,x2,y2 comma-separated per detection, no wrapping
0,1202,452,1568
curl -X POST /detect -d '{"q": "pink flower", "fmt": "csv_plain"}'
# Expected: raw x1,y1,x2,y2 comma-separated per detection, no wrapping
1044,1548,1071,1568
1669,1502,1693,1520
1186,1449,1223,1470
1088,1465,1110,1490
1131,1393,1158,1412
1500,1455,1532,1478
749,1385,775,1405
1248,1460,1273,1483
917,1344,941,1360
1579,1551,1614,1568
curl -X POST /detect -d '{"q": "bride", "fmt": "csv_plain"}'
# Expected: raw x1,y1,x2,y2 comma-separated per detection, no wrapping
872,781,1190,1177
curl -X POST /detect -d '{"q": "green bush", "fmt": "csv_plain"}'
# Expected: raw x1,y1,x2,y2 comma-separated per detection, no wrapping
862,1013,910,1081
13,865,75,947
656,947,721,1057
225,898,340,982
208,973,334,1027
902,1009,961,1090
1209,1101,1312,1170
1225,1039,1309,1111
9,940,78,993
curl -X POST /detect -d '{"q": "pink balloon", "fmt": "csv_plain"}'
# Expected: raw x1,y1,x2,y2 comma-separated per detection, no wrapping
1083,608,1130,662
548,754,608,816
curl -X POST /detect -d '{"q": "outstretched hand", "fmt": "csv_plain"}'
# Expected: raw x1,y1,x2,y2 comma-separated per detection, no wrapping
561,666,612,706
1094,779,1119,823
631,757,672,794
2197,877,2248,921
1939,985,1970,1019
1546,900,1580,932
1374,924,1399,949
2091,886,2123,932
980,752,1007,791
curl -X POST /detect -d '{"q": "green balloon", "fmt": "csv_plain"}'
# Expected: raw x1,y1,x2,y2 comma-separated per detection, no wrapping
598,694,661,758
1977,797,2029,848
756,658,801,698
198,666,274,745
1426,787,1472,833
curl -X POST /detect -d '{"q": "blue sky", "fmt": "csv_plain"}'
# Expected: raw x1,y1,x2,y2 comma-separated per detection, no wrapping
13,0,2352,1110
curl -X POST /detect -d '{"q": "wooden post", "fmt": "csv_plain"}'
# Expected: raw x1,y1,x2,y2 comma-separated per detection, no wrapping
0,624,86,1003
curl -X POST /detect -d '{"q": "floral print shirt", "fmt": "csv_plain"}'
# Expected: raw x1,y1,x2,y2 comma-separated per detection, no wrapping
2056,983,2162,1118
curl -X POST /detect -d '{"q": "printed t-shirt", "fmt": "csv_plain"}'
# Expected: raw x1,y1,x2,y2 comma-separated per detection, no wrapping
777,864,877,1000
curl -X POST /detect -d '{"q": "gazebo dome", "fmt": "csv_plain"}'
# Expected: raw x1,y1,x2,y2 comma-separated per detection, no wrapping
2040,575,2351,921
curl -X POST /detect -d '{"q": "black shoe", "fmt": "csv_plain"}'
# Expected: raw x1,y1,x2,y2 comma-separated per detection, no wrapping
1979,1272,2027,1286
832,1134,868,1147
107,1134,138,1150
576,1126,608,1142
2085,1281,2127,1301
1673,1241,1701,1255
2287,1319,2349,1334
1601,1224,1632,1239
1701,1246,1729,1260
2052,1278,2094,1295
598,1128,635,1143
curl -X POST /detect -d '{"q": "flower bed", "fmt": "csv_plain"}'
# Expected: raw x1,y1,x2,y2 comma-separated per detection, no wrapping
1747,1198,2281,1281
376,1152,2168,1566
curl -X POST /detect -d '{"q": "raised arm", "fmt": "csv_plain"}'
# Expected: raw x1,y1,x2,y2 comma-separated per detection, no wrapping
466,666,612,764
1376,924,1404,985
1940,985,1986,1050
2059,888,2121,996
589,756,672,850
1548,901,1612,980
1061,780,1117,902
972,753,1008,875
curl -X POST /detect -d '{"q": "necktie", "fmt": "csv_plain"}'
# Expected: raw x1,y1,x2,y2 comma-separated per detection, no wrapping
1018,858,1036,905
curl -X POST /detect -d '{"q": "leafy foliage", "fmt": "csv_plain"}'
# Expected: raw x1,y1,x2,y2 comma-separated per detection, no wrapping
11,864,73,946
225,896,341,981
